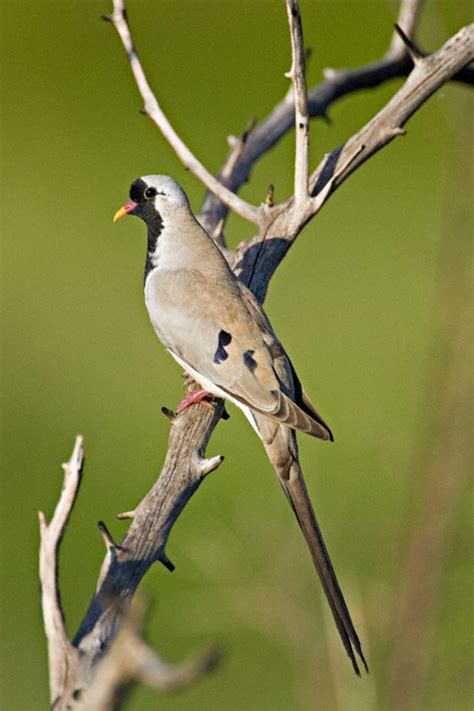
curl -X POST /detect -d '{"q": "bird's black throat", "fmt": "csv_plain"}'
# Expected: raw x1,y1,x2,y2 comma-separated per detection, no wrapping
128,179,164,280
144,217,164,282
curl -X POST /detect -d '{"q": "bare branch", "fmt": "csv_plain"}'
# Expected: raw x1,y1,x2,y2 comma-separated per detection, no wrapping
38,436,83,706
200,118,256,245
285,0,310,203
77,599,220,711
108,0,261,225
309,23,474,204
224,118,256,183
309,144,365,213
41,426,223,709
199,0,471,234
230,22,473,300
56,398,225,707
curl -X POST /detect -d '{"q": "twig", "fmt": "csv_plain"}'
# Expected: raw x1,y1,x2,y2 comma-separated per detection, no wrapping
38,436,83,706
107,0,261,225
224,118,256,183
285,0,310,203
116,510,135,520
200,117,256,245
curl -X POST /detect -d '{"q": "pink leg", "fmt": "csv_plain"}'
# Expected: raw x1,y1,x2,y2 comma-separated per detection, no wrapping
176,389,214,414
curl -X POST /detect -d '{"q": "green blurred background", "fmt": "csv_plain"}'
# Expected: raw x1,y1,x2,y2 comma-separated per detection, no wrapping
1,1,472,709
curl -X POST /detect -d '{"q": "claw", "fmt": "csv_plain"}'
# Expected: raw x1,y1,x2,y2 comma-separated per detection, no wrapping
176,389,214,414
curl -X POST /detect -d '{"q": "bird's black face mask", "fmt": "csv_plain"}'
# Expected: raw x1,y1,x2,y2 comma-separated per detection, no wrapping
113,178,163,232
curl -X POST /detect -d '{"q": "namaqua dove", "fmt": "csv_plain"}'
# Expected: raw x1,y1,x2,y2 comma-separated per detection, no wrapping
114,175,368,675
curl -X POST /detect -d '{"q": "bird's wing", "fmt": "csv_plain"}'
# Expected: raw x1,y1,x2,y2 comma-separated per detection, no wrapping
238,281,333,440
147,268,331,439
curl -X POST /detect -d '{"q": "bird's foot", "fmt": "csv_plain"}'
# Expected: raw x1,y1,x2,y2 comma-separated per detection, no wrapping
176,389,214,414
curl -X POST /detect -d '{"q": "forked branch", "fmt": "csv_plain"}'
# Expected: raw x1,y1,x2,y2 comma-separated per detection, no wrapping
41,424,224,711
39,436,83,706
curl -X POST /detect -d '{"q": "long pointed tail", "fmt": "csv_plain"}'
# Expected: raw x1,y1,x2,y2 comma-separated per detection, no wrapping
281,463,368,676
258,418,368,676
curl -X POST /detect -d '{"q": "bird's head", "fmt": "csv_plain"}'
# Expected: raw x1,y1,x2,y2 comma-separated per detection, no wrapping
113,175,190,227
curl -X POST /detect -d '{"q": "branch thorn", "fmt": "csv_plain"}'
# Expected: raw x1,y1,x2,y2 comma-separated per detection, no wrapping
242,116,257,142
211,218,225,242
158,553,175,572
394,24,423,63
323,67,339,81
116,510,136,520
98,521,122,551
265,184,275,208
198,454,224,477
391,126,407,137
161,406,176,421
38,510,47,530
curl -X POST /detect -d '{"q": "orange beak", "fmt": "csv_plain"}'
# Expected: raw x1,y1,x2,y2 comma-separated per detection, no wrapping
113,200,138,222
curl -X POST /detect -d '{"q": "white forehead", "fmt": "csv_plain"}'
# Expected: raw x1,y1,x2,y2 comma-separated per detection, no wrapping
141,175,190,206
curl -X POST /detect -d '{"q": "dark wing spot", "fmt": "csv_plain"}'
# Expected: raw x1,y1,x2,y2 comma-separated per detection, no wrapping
243,350,257,371
213,330,232,364
220,331,232,346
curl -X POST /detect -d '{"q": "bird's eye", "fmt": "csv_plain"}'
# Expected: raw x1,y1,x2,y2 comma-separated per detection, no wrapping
145,187,158,199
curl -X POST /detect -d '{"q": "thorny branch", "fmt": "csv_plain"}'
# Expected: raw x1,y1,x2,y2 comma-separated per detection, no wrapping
40,0,473,707
200,0,472,234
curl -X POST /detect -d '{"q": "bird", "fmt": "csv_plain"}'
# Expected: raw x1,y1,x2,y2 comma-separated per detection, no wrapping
114,174,368,676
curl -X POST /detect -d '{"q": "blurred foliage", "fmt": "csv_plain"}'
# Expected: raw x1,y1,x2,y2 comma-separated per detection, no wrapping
0,1,472,710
